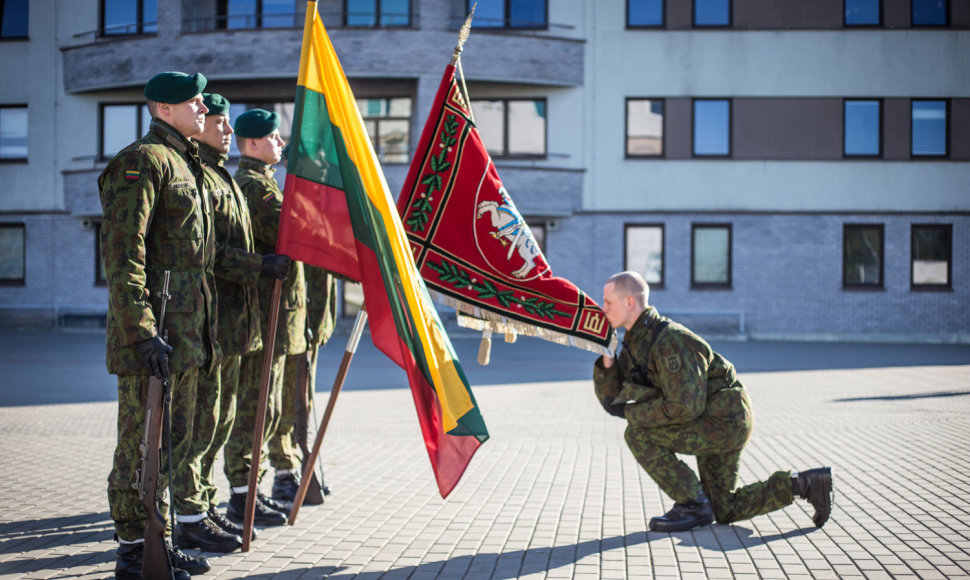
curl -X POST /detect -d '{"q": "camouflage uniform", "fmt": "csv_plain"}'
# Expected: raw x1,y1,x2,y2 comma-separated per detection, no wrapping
593,307,794,525
99,117,219,541
270,265,338,470
225,156,307,487
186,141,264,514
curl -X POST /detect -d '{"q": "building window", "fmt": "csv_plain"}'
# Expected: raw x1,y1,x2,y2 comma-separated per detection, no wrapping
692,224,731,287
101,104,151,159
845,0,880,25
912,0,947,26
0,223,25,285
911,224,951,289
471,98,546,158
694,0,730,27
625,224,664,287
471,0,547,29
843,224,884,288
0,105,27,161
346,0,410,26
1,0,28,38
693,99,730,157
95,221,107,286
358,97,411,164
626,98,664,157
220,0,298,29
844,99,881,157
102,0,157,36
628,0,663,27
911,100,947,157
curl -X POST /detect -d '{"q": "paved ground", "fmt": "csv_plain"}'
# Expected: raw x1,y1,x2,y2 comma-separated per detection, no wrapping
1,329,969,579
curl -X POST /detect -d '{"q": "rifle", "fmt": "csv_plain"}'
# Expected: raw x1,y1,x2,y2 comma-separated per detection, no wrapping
294,350,325,505
137,271,175,580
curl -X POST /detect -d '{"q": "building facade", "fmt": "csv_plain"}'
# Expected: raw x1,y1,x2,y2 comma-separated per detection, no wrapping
0,0,967,342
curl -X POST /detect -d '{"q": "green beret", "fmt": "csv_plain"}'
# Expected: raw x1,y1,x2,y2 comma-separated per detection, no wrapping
203,93,230,116
144,72,207,104
234,108,281,138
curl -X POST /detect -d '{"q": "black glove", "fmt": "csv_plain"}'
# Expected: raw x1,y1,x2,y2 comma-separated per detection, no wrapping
260,254,292,279
134,335,173,379
601,396,627,418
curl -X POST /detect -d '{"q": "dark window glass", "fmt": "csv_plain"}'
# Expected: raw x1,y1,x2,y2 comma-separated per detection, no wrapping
626,99,664,157
692,224,731,287
347,0,410,28
471,98,546,158
695,0,730,26
0,106,27,160
101,104,150,159
843,224,883,288
625,224,664,286
222,0,295,29
0,0,28,38
226,0,257,29
845,0,880,25
628,0,663,26
912,0,947,25
844,100,880,156
357,97,412,163
693,99,730,156
0,223,25,284
911,224,951,288
262,0,297,27
911,100,947,157
103,0,156,35
471,0,547,29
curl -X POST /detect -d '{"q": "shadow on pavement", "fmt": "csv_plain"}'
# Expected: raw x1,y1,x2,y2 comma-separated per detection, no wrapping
834,389,970,402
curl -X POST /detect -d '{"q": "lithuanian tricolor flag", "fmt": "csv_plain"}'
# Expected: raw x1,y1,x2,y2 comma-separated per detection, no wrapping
276,0,488,498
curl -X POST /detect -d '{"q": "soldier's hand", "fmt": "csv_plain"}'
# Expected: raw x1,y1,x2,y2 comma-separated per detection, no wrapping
260,254,292,279
601,396,627,418
134,335,173,379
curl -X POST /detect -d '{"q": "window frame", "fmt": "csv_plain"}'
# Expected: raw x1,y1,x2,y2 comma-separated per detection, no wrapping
692,98,732,158
627,0,664,28
0,222,26,286
99,103,151,161
344,0,412,27
844,0,882,26
468,0,549,30
218,0,300,30
910,223,952,291
470,97,547,159
693,0,731,28
100,0,157,36
843,98,882,158
911,0,948,26
0,0,28,39
691,223,732,289
358,96,412,164
0,104,28,162
910,99,949,159
625,97,665,158
625,223,666,289
842,223,885,290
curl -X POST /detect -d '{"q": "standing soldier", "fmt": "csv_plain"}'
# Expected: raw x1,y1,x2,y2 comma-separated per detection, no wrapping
99,71,215,579
224,108,307,526
269,264,338,507
176,93,292,551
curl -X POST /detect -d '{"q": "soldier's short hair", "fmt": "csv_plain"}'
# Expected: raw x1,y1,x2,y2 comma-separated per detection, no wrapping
607,271,649,309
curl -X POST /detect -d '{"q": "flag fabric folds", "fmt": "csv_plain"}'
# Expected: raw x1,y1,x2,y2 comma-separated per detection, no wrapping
276,1,488,498
397,65,617,357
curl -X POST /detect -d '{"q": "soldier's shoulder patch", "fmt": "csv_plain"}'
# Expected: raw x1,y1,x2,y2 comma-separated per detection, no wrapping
664,354,682,373
125,169,140,180
262,191,275,202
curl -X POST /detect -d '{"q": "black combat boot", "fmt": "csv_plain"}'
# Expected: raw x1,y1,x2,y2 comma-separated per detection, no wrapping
649,492,715,533
271,471,300,508
227,491,287,527
209,508,257,541
258,490,292,516
166,541,210,576
175,517,242,553
114,542,190,580
793,467,833,527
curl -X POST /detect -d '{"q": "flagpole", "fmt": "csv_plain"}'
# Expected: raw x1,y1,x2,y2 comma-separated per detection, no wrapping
288,307,368,525
241,278,283,552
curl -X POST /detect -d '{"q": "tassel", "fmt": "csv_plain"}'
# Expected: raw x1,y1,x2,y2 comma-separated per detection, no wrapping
504,331,517,343
478,329,492,365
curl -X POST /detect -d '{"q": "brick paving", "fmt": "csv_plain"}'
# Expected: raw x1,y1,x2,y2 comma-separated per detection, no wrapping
1,333,969,579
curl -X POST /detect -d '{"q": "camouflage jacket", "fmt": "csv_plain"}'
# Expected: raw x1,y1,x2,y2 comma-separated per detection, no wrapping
98,118,219,375
593,307,749,428
304,264,337,347
198,142,263,357
235,157,307,355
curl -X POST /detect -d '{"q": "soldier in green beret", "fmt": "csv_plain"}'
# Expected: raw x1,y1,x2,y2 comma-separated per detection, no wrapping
99,71,214,579
594,271,834,533
223,108,306,525
172,94,293,551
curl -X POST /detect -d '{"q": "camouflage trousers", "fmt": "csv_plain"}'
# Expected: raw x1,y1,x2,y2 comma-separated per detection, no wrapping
108,370,199,541
223,352,285,488
268,345,320,471
624,399,794,524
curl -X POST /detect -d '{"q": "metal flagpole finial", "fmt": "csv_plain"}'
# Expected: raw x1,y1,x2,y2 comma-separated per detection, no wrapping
451,3,476,65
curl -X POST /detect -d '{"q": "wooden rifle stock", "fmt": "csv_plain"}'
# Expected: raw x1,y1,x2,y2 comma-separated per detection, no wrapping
138,271,175,579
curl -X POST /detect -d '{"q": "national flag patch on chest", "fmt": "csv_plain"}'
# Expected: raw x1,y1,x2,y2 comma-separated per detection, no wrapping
124,170,140,180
